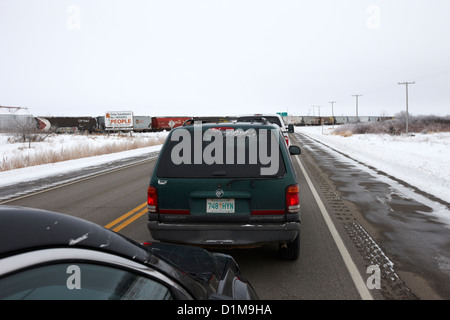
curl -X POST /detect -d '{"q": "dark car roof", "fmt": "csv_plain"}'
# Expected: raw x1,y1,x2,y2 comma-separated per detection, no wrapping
0,206,150,262
179,121,281,131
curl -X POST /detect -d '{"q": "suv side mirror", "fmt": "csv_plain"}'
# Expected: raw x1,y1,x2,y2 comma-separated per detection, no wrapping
289,145,301,155
288,124,294,133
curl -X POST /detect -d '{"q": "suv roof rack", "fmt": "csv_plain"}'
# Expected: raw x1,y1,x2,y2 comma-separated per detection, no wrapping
182,116,237,126
236,116,270,124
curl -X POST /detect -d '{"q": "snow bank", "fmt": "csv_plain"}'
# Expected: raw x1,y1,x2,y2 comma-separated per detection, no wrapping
295,125,450,204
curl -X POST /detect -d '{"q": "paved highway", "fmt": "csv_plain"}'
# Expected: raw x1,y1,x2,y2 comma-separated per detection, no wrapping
2,133,448,299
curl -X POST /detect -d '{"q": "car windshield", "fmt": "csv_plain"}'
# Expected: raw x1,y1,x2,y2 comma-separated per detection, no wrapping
157,126,286,178
0,263,172,300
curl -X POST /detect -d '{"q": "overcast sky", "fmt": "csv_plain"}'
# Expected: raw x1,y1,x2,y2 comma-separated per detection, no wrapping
1,0,449,117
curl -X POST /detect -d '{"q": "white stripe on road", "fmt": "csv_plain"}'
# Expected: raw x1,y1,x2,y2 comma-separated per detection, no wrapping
0,156,158,205
294,155,373,300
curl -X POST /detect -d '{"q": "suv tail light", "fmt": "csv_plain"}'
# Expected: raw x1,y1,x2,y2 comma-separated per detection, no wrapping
286,184,300,213
147,186,158,213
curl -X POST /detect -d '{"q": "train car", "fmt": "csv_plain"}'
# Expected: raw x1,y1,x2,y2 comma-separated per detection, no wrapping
0,106,34,132
346,116,359,123
0,114,35,132
359,116,370,123
282,116,303,125
302,116,321,126
322,117,335,125
151,116,191,131
292,116,303,125
37,117,97,133
133,116,152,132
96,115,105,132
334,116,348,125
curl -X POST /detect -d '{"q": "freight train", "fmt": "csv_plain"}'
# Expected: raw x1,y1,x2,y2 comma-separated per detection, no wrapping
1,113,395,133
33,116,191,133
282,116,394,126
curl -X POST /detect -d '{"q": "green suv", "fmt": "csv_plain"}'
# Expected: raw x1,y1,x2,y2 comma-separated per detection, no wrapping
147,120,301,260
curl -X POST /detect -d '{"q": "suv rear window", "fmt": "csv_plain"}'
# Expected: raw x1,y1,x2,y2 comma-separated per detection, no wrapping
157,126,286,178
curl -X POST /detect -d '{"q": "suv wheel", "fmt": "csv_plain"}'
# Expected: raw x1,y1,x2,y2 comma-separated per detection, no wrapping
279,233,300,261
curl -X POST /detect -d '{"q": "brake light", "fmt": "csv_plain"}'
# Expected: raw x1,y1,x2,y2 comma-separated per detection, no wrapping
147,186,158,213
286,184,300,213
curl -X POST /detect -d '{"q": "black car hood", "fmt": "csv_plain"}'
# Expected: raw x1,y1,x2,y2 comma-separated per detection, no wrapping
0,206,233,299
0,206,149,262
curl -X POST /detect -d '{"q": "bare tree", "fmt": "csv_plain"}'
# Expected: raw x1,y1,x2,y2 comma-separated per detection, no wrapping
7,117,55,148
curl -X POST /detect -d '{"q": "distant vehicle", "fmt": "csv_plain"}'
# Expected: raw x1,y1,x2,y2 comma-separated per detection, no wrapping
147,121,301,260
0,206,258,300
288,124,294,133
236,114,290,146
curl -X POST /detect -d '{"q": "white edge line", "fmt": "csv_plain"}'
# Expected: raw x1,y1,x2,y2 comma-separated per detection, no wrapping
0,156,158,205
295,155,373,300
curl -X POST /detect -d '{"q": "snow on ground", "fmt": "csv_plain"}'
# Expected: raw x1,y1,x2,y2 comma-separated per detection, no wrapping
0,132,168,188
296,125,450,227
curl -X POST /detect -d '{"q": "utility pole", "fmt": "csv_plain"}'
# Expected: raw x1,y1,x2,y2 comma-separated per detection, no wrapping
316,106,323,133
352,95,362,121
329,101,336,128
398,81,415,135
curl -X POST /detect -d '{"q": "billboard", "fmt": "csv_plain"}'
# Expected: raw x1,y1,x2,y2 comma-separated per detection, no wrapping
105,111,133,130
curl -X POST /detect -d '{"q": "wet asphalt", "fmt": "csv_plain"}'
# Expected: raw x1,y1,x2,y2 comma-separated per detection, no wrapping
294,132,450,299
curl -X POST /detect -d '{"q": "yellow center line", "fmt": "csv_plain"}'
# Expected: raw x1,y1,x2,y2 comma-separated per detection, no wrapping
112,208,148,232
104,202,147,230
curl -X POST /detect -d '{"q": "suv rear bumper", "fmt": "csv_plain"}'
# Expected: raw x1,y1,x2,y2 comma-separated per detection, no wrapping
147,219,300,247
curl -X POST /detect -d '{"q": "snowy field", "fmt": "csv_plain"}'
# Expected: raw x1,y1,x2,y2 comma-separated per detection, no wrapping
296,125,450,227
0,132,168,188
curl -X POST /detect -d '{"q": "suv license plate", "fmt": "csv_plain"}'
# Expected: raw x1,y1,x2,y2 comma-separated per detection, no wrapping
206,199,235,213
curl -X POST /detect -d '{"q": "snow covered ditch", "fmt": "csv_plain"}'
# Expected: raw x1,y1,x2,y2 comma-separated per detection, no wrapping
0,132,168,187
296,125,450,227
0,132,168,170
